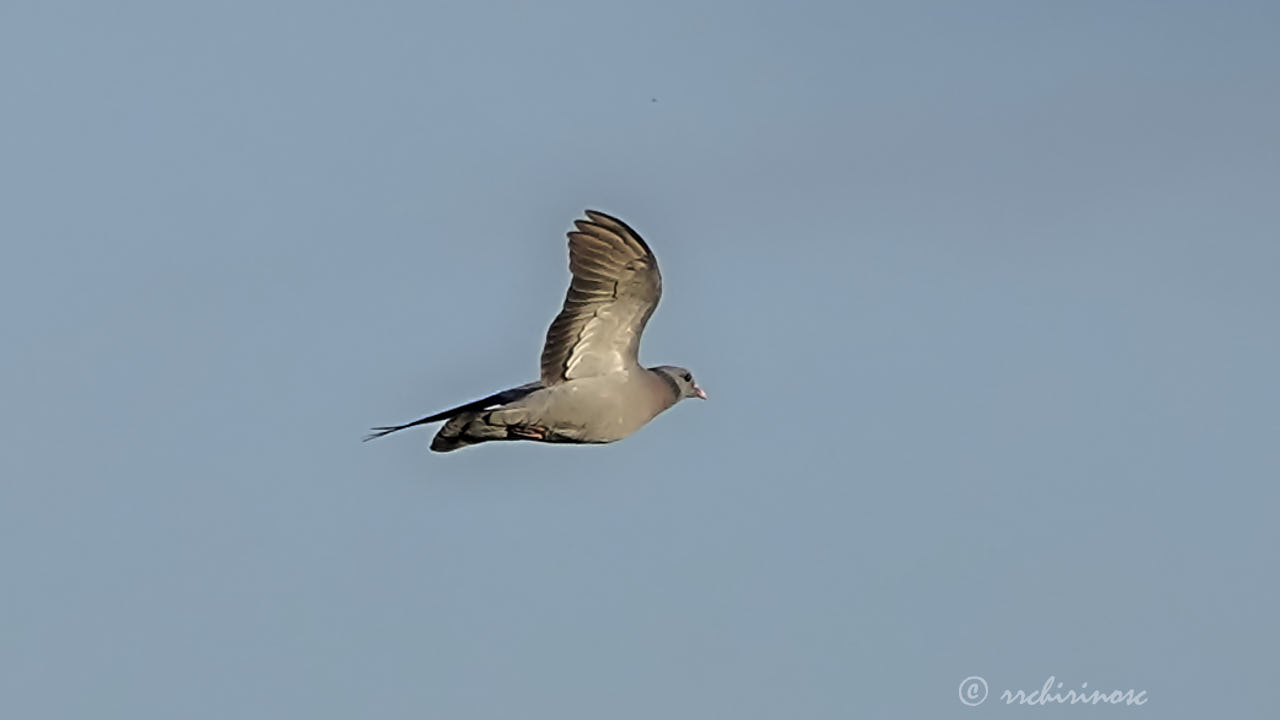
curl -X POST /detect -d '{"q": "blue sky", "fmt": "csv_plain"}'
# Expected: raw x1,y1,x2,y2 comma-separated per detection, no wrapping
3,1,1277,717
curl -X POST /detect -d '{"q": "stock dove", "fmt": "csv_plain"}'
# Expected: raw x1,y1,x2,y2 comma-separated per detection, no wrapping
366,210,704,452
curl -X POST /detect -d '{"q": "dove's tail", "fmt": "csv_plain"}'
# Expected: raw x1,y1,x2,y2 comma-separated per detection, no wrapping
363,382,543,443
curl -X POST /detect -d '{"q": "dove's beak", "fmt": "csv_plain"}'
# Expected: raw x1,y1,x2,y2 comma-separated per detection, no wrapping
694,386,707,400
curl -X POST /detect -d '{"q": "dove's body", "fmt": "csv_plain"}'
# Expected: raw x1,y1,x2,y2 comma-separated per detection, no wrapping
366,211,704,452
428,367,689,452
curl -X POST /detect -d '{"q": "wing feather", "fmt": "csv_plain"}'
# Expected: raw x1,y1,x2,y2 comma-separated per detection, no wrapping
539,211,662,384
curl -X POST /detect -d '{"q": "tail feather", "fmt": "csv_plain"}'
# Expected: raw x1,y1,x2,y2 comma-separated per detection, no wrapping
428,409,521,452
363,382,542,442
429,424,473,452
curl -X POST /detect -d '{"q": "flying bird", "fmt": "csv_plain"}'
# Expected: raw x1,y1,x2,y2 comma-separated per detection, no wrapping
366,210,705,452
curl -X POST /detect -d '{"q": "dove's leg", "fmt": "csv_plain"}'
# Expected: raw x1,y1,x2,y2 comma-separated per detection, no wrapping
507,425,548,440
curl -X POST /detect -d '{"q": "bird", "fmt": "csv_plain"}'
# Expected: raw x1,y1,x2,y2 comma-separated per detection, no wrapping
365,210,705,452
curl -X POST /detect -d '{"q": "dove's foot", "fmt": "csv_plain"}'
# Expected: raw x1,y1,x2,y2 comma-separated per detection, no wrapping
508,425,548,440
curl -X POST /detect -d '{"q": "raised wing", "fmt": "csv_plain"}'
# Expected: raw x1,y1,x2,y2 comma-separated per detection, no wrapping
540,210,662,385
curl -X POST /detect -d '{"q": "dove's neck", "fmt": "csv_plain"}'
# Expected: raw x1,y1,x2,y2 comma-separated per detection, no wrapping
647,367,682,406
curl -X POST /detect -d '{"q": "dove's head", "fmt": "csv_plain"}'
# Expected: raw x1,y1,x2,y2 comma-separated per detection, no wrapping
652,365,707,401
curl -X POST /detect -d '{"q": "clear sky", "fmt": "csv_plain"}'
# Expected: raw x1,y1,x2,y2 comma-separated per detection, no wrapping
3,1,1277,718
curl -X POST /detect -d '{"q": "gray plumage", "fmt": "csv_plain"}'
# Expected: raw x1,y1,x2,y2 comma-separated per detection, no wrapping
366,210,704,452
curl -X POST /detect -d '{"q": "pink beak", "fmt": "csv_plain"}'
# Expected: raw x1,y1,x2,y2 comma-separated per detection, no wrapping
694,386,707,400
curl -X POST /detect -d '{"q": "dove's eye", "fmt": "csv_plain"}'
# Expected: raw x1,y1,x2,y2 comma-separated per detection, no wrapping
682,372,692,382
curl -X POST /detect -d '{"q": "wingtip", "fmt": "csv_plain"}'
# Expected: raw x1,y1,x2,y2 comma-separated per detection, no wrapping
583,209,615,223
575,210,652,256
362,426,397,442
